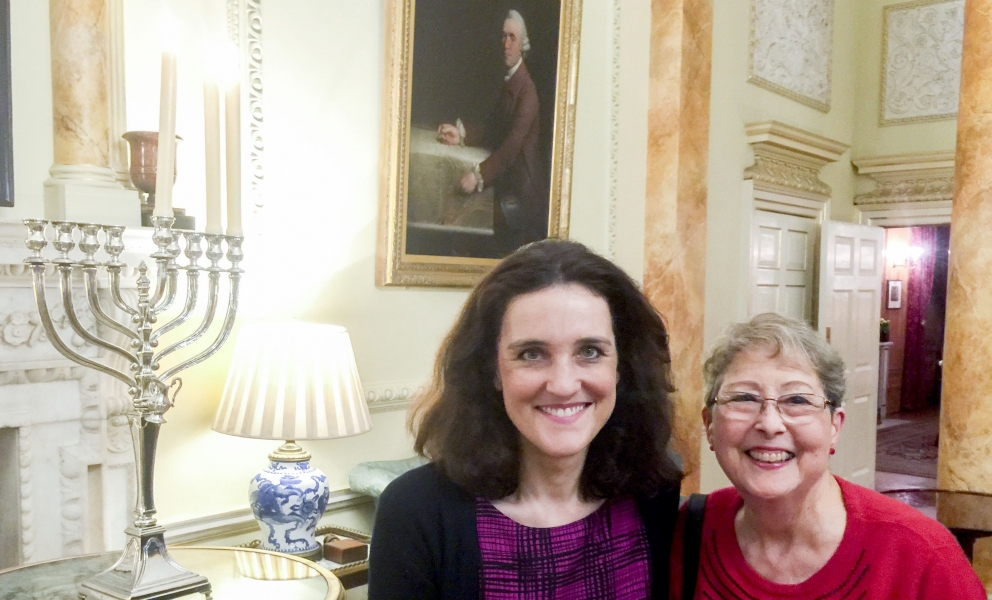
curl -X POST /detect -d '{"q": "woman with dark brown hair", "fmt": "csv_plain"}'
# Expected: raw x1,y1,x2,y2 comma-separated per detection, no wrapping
368,239,683,600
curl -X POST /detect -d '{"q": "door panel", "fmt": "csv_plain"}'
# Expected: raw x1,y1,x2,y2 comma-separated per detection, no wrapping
819,221,885,488
750,210,817,322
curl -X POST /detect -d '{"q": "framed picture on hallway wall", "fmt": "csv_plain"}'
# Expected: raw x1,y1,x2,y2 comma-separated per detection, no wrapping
887,279,903,309
376,0,582,287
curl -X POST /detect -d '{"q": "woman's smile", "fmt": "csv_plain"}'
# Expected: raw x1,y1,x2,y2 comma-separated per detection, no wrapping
536,402,592,421
744,446,796,468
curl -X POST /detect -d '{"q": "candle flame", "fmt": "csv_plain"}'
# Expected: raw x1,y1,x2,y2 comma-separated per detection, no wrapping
161,13,180,54
219,42,241,87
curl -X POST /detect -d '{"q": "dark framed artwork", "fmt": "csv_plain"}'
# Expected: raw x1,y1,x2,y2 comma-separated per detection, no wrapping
377,0,582,287
887,279,902,309
0,0,12,207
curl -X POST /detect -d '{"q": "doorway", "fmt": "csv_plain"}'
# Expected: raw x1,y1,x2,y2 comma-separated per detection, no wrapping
875,225,951,491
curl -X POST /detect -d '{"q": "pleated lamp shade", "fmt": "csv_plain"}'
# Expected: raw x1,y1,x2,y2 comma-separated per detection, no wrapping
212,321,372,441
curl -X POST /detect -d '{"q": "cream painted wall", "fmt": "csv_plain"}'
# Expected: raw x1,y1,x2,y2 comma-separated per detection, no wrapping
700,0,863,492
5,0,933,521
0,0,633,523
851,0,958,160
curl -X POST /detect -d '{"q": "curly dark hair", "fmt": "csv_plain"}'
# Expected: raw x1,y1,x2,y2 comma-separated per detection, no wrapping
409,239,683,500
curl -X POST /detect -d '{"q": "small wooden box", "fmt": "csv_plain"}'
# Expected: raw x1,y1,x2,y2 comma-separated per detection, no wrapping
323,538,368,564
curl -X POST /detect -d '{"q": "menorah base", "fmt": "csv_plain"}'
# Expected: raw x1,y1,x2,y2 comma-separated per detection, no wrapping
78,525,212,600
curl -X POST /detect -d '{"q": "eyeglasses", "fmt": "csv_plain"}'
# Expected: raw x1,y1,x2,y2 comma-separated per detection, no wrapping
713,392,830,422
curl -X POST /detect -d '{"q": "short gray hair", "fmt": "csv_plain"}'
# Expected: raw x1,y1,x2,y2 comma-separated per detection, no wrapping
703,313,846,411
506,10,531,55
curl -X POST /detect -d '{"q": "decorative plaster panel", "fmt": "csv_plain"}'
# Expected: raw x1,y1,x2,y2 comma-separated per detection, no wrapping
748,0,834,112
881,0,964,124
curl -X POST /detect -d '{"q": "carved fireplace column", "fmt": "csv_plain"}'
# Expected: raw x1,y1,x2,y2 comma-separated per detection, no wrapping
45,0,137,226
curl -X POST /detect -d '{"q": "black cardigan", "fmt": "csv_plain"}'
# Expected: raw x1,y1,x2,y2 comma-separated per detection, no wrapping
368,463,680,599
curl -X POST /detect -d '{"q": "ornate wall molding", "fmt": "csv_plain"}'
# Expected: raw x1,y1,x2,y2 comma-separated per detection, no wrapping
853,152,954,225
748,0,833,112
745,156,831,199
228,0,265,212
607,0,621,259
744,121,848,203
364,380,425,414
880,0,964,125
855,176,953,204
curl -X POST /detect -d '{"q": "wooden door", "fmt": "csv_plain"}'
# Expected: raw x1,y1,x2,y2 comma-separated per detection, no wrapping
818,221,885,488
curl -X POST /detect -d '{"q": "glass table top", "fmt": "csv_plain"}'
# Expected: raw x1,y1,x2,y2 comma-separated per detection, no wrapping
0,546,344,600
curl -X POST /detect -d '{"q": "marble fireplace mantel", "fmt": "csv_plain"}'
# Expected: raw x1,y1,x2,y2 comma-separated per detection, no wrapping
0,220,154,569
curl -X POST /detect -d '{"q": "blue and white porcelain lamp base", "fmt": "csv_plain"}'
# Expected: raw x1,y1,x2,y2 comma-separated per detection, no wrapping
249,441,330,562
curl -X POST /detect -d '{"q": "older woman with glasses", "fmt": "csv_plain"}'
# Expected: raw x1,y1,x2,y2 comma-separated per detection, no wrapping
670,313,985,599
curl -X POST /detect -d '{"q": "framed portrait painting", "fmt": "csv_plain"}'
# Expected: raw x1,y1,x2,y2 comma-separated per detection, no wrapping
377,0,582,287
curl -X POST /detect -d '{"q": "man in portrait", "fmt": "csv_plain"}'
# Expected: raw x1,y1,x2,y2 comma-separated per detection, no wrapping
436,9,547,255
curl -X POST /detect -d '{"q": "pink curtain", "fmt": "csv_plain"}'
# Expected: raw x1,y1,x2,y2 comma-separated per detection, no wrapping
900,226,939,411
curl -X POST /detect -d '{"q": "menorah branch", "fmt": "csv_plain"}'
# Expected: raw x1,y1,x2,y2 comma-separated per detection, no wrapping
154,272,220,364
83,268,140,341
152,271,200,342
29,264,136,388
58,267,135,364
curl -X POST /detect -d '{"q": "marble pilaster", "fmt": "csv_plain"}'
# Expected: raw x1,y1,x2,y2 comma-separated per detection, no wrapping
644,0,712,493
940,0,992,495
45,0,138,226
940,0,992,588
49,0,110,169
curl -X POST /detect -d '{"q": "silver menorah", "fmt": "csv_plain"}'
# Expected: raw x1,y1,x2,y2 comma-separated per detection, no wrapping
23,216,243,600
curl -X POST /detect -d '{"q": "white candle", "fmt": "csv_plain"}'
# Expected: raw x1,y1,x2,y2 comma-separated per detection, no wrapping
203,78,222,234
154,53,177,218
154,16,179,219
224,44,242,237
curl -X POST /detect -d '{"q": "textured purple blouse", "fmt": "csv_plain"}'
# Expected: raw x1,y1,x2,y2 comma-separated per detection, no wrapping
475,495,651,600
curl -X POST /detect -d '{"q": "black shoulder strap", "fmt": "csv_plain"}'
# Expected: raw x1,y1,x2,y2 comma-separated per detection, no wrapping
683,493,707,600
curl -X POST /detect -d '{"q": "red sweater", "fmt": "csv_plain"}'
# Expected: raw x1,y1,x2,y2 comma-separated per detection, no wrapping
669,478,986,599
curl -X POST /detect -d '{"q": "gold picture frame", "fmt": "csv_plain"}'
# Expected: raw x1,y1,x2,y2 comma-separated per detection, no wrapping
377,0,582,287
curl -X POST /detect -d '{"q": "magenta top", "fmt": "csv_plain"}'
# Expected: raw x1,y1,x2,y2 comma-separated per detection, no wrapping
475,495,651,599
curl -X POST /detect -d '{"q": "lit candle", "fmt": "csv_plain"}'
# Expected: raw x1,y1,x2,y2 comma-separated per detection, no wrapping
154,15,179,219
203,48,223,235
224,43,243,237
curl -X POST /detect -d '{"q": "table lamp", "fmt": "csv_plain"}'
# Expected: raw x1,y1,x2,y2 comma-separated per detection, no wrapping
212,320,373,561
